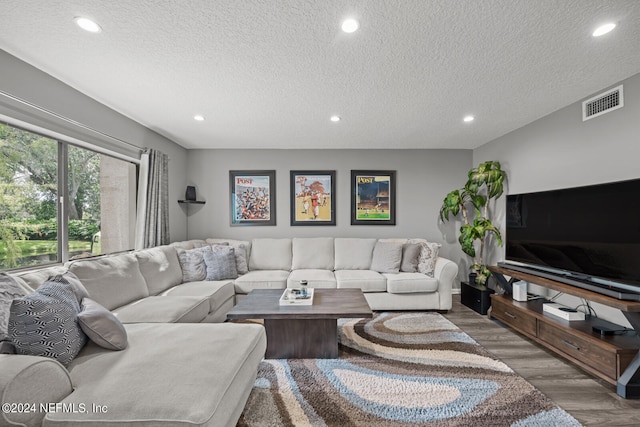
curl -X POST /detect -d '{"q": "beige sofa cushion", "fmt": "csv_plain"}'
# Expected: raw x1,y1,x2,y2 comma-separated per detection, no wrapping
334,238,376,270
135,245,183,295
249,238,292,271
13,266,66,290
161,281,235,316
292,237,334,270
384,273,439,294
0,354,73,427
170,239,208,250
234,270,289,294
69,253,149,311
287,269,336,288
48,323,266,427
334,270,387,292
112,296,210,323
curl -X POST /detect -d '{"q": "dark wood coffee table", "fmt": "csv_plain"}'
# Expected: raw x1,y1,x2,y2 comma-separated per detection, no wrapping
226,288,373,359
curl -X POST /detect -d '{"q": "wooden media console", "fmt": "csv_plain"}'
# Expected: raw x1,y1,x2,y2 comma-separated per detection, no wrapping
488,265,640,399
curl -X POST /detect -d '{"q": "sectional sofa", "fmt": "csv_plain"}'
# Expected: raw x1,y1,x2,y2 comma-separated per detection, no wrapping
1,245,266,427
0,236,457,427
198,237,458,311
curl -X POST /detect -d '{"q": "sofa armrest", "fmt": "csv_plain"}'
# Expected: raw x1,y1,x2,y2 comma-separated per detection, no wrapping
0,355,73,427
433,257,459,310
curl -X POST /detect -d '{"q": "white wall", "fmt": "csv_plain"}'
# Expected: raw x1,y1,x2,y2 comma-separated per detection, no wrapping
185,148,473,284
0,49,189,242
474,72,640,326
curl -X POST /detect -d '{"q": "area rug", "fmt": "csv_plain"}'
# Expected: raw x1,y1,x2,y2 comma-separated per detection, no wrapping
237,312,582,427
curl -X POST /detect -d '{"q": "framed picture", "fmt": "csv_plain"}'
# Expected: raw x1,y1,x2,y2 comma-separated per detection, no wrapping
290,170,336,226
351,170,396,225
229,170,276,226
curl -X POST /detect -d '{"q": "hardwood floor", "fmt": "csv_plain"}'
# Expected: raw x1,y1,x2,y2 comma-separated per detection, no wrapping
443,295,640,426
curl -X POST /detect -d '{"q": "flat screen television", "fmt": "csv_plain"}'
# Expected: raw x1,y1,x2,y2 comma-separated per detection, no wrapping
501,178,640,301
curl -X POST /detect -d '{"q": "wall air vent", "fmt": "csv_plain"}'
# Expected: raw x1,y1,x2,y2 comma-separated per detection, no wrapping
582,85,623,121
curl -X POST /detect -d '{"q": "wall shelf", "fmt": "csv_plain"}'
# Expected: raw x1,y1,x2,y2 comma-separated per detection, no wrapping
177,200,205,204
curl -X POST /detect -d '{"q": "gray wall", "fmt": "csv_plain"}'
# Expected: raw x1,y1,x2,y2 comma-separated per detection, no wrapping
0,49,189,242
186,148,472,280
474,71,640,326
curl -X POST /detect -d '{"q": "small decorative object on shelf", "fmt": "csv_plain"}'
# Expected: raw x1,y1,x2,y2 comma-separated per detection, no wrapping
279,287,314,305
185,185,197,201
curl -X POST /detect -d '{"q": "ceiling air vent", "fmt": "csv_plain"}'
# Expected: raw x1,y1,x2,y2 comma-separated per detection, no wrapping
582,85,623,121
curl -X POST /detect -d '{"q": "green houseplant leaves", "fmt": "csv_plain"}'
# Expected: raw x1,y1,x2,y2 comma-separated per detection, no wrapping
440,161,506,286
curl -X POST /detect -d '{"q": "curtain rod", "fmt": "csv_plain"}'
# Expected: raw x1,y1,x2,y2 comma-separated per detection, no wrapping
0,89,143,153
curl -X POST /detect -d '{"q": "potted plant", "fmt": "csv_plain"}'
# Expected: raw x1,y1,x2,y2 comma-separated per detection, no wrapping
439,161,506,286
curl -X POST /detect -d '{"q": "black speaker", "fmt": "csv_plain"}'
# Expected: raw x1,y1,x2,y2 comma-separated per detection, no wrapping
461,281,494,315
185,186,196,201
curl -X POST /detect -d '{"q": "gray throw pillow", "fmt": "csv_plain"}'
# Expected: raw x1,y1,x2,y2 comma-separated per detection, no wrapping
78,298,128,351
203,246,238,281
234,244,249,275
177,246,213,282
0,272,28,342
400,243,421,272
370,241,404,274
418,242,441,277
9,281,88,366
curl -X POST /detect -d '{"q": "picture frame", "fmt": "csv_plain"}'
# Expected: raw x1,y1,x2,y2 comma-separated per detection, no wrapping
351,170,396,225
229,170,276,226
290,170,336,226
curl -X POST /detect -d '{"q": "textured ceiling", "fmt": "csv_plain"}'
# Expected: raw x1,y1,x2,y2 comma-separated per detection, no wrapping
1,0,639,150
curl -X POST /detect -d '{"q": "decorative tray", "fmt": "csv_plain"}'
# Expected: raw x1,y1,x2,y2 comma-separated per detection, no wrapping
279,288,314,305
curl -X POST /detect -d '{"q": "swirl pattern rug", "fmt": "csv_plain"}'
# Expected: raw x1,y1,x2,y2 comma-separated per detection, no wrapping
237,312,581,427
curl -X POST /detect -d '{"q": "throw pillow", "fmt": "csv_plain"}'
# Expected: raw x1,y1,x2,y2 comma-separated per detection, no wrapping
417,242,441,277
370,241,404,274
400,243,421,272
0,341,16,354
176,246,213,282
234,244,249,275
0,272,28,342
203,246,238,281
78,298,128,351
46,272,90,303
9,281,88,366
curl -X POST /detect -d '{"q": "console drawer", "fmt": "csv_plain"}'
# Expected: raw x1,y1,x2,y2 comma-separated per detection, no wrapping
490,297,537,336
538,321,616,379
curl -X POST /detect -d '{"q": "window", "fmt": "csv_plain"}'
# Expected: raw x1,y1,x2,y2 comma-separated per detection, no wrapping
0,122,137,269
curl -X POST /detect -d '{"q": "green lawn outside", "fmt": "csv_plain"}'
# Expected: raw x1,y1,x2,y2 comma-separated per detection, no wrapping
0,240,91,268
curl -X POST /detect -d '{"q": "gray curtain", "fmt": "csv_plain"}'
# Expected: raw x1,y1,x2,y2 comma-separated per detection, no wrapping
135,148,169,249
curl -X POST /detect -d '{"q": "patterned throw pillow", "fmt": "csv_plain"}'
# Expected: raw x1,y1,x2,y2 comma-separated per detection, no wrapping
0,272,29,342
176,246,213,283
203,246,238,281
9,281,88,366
47,272,90,303
417,242,441,277
78,298,128,351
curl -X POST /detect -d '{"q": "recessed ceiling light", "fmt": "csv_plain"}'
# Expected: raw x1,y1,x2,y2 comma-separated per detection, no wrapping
330,115,341,122
592,22,616,37
194,115,205,121
463,115,475,123
74,17,102,33
341,19,359,33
